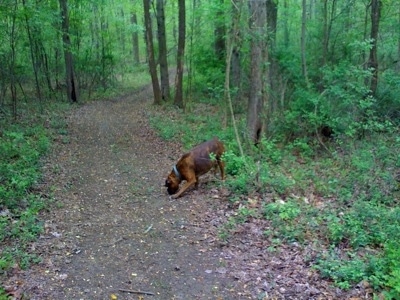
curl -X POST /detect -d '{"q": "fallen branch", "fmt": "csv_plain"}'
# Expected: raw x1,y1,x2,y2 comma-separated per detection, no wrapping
105,237,125,247
144,224,153,233
118,288,155,296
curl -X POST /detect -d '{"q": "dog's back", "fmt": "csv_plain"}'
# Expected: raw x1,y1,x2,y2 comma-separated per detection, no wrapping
191,138,224,174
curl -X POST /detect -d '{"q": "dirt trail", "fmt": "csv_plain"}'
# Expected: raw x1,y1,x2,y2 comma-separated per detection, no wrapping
16,87,242,299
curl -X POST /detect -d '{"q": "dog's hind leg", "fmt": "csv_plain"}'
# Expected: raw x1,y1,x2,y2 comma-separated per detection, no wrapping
217,160,225,180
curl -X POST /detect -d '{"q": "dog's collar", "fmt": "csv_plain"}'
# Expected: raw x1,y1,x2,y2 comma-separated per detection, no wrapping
173,165,182,180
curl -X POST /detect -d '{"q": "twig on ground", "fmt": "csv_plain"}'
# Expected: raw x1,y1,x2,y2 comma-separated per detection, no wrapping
144,224,153,233
106,237,125,247
118,288,155,296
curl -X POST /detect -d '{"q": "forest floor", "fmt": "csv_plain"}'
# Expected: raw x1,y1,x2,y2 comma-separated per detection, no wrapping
3,82,372,299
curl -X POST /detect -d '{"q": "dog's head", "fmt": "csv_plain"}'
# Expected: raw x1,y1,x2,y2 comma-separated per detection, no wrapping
165,171,180,195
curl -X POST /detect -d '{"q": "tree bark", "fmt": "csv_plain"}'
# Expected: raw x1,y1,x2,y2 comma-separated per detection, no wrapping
230,0,243,112
301,0,309,86
131,13,140,64
214,0,225,61
143,0,162,104
247,0,267,144
283,0,289,48
321,0,336,67
156,0,170,101
225,0,244,156
9,0,18,119
59,0,78,102
397,5,400,73
22,0,42,103
368,0,381,96
174,0,185,108
266,0,278,130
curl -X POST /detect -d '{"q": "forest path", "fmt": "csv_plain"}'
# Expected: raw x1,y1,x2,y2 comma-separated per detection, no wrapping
18,84,242,299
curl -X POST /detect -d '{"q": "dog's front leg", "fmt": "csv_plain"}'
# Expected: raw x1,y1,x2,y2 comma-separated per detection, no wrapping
172,179,197,198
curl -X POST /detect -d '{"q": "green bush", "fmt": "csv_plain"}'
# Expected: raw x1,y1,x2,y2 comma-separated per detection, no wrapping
0,120,55,273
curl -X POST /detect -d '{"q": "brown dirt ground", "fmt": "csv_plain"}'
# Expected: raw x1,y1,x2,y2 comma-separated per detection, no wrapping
3,84,373,299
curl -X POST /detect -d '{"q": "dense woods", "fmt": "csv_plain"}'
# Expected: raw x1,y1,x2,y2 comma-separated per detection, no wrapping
1,0,399,139
1,0,400,298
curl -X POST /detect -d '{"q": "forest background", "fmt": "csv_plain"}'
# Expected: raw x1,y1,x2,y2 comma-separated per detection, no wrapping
0,0,400,298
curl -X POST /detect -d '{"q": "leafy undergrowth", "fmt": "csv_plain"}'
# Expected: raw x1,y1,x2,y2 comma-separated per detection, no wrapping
149,101,400,298
0,102,72,277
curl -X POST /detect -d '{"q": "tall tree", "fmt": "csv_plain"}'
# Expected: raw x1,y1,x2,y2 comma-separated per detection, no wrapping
247,0,268,144
131,12,140,64
143,0,162,104
59,0,78,102
283,0,289,48
397,4,400,73
9,0,18,118
230,0,243,112
174,0,185,108
266,0,278,127
214,0,225,60
225,0,244,156
368,0,381,95
156,0,170,101
22,0,42,103
301,0,309,86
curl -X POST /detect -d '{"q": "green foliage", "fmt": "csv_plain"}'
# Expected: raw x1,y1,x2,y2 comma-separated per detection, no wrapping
0,287,8,300
0,126,49,211
222,150,246,176
315,252,368,290
0,101,70,276
149,101,400,296
382,242,400,299
0,124,49,272
149,113,184,141
315,240,400,295
379,70,400,125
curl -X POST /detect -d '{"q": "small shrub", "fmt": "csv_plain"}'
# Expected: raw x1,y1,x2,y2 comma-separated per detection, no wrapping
263,199,305,241
0,287,8,300
315,251,367,289
223,150,247,176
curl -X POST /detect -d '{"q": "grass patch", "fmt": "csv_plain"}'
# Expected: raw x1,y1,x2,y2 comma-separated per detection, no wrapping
0,99,71,276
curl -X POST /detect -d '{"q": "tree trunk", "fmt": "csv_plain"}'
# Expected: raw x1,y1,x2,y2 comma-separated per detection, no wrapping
22,0,43,103
368,0,381,96
174,0,185,108
225,0,244,156
321,0,328,67
156,0,170,101
321,0,336,67
266,0,278,131
131,12,140,64
247,0,267,144
119,8,126,53
9,0,18,120
230,0,243,112
59,0,78,102
214,0,225,61
397,5,400,73
301,0,309,86
283,0,289,48
143,0,162,104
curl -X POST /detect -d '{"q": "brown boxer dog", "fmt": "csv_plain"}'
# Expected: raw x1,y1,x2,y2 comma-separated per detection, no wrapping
165,137,225,198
